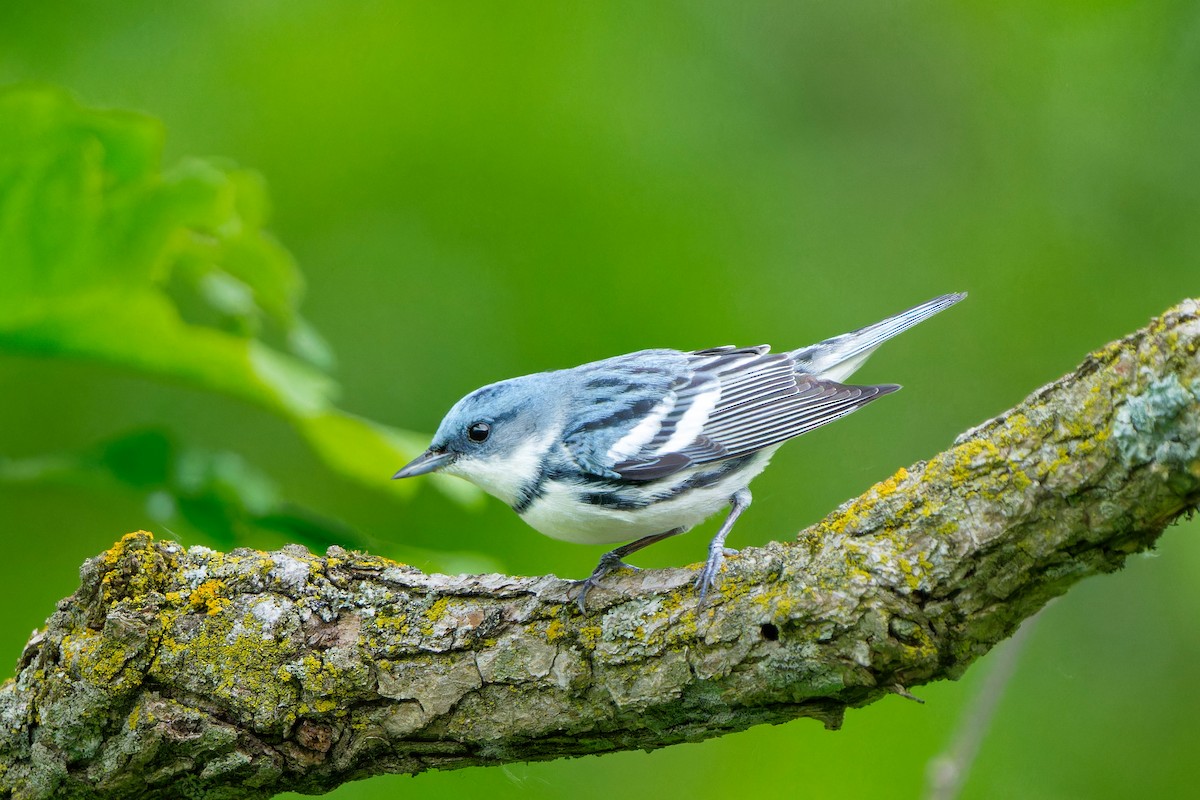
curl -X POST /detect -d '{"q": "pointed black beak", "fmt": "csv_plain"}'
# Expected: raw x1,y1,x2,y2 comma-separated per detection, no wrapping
392,449,454,479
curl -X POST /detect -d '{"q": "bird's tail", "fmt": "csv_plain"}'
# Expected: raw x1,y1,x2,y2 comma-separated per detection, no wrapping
791,293,966,382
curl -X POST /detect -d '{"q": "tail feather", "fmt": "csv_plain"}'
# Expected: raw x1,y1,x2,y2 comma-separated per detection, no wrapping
791,293,966,382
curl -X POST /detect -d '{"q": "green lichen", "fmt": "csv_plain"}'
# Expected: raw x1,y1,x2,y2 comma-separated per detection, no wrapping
1112,374,1200,469
59,628,143,689
153,603,301,734
290,652,368,716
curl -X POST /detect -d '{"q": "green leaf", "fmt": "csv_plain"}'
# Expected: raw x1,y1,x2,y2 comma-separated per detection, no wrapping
0,85,476,508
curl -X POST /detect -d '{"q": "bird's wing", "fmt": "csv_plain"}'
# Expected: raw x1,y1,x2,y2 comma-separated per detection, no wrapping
564,347,897,482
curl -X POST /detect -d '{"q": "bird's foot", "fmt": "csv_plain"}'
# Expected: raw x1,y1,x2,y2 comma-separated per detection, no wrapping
694,547,728,608
571,552,640,613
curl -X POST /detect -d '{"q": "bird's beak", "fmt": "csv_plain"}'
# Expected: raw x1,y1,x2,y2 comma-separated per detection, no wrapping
392,449,454,479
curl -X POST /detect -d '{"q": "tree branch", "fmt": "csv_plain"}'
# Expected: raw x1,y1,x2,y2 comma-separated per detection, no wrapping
3,300,1198,800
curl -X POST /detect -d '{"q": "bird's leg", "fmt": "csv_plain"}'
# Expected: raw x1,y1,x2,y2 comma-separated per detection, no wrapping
573,528,684,613
695,488,752,606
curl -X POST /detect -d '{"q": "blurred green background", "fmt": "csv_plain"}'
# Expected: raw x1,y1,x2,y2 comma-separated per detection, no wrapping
1,2,1198,798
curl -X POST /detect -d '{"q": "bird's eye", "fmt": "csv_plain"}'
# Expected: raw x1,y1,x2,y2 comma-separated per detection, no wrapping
467,422,491,443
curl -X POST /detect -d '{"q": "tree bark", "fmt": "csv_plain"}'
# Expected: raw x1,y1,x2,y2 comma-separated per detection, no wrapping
2,300,1198,800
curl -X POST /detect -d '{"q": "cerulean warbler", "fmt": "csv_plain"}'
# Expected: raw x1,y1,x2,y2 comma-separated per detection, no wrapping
394,293,965,609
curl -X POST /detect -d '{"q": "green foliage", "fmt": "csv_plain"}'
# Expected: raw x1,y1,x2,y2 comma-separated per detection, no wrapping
1,4,1199,799
0,86,475,547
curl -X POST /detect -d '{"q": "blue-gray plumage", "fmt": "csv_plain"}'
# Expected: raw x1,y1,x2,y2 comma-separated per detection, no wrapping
394,293,965,610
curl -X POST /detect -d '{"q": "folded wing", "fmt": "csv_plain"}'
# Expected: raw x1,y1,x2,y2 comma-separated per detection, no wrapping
610,346,897,481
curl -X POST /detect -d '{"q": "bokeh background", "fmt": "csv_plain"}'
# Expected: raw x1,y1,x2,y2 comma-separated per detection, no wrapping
2,2,1199,798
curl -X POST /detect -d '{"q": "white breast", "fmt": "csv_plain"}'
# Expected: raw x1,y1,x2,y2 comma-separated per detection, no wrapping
520,448,776,545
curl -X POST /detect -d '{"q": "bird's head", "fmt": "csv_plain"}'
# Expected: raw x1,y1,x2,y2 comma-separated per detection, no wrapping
392,374,559,504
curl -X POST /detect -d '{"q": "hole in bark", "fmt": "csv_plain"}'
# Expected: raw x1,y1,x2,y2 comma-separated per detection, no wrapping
760,623,780,641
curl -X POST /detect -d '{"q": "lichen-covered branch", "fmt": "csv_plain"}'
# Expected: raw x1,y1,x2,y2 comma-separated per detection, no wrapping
2,301,1198,800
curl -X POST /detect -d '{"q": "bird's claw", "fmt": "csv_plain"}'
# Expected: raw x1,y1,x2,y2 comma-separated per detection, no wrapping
570,576,604,614
571,553,639,613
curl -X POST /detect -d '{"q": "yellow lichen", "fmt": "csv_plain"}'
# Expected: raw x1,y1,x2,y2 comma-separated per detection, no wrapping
947,438,1001,484
898,621,938,662
96,531,175,604
752,588,796,620
372,612,409,634
189,579,230,616
1010,468,1032,490
102,530,155,566
544,619,567,644
421,597,450,636
717,574,752,603
154,604,303,732
821,495,876,537
578,626,602,650
877,466,909,497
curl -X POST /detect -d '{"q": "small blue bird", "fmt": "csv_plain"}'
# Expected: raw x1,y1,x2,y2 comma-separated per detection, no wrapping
394,293,964,610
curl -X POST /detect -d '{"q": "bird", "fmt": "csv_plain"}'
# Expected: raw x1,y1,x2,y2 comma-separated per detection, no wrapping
393,293,965,611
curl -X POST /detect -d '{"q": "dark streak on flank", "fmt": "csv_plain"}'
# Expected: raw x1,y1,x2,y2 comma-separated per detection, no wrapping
513,443,760,516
